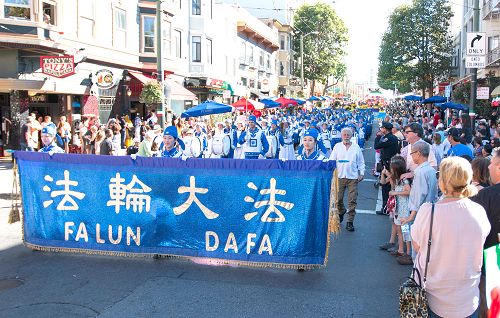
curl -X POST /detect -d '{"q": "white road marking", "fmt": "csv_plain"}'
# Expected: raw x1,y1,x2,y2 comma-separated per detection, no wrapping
361,178,378,182
376,187,382,212
357,209,376,215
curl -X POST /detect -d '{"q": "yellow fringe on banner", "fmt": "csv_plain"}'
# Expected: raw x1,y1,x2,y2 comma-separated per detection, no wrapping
8,159,20,224
328,169,340,236
23,242,326,270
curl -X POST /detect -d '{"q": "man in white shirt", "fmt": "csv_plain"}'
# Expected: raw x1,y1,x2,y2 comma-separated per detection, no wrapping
329,127,365,232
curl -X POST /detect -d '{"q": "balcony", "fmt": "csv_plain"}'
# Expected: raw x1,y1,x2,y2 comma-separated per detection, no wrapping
486,47,500,67
482,0,500,19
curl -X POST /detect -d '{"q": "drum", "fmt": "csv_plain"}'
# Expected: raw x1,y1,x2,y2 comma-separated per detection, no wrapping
266,135,278,158
212,135,231,156
182,136,202,158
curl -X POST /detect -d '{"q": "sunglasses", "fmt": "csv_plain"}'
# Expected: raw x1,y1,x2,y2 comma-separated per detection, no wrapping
405,130,414,134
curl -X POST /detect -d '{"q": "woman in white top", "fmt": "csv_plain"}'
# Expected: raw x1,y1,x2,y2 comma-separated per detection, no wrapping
411,157,490,318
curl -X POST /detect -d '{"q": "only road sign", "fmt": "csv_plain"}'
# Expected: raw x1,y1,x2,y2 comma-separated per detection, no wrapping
467,32,486,56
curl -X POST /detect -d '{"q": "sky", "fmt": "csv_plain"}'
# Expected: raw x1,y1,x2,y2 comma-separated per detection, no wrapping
223,0,463,85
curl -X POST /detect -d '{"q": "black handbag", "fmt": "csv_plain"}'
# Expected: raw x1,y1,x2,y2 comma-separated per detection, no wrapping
399,203,435,318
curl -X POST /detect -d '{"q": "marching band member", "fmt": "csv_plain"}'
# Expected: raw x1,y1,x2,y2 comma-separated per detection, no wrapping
238,115,269,159
233,120,245,159
194,123,208,158
39,124,65,154
265,119,281,159
278,121,295,161
160,126,185,158
223,119,237,158
320,122,333,157
297,129,326,161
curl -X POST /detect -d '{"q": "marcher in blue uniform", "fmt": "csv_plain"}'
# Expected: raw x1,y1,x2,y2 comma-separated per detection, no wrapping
160,126,185,158
238,115,269,159
39,124,65,154
297,129,326,160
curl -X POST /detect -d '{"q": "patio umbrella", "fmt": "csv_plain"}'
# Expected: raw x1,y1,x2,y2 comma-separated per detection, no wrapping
261,99,281,108
403,95,423,101
181,100,233,118
422,96,447,104
491,85,500,97
308,96,321,101
438,102,469,111
232,98,255,111
291,98,306,105
275,97,298,107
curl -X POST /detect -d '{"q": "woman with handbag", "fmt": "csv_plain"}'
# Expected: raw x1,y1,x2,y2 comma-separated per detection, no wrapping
410,157,490,318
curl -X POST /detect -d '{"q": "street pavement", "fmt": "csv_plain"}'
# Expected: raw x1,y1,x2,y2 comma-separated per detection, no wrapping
0,129,409,318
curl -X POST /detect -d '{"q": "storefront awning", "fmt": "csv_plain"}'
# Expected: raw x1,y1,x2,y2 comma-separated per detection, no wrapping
165,78,197,101
129,71,197,101
0,79,44,93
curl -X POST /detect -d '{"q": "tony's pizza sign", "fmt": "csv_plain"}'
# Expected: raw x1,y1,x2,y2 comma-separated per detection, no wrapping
40,55,75,78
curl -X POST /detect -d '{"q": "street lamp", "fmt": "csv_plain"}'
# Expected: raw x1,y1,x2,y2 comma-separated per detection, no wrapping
300,31,319,92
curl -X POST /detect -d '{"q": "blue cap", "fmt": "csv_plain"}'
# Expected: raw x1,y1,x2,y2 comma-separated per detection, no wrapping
248,115,257,123
271,119,279,126
41,123,57,136
311,121,318,127
303,129,319,141
163,126,185,150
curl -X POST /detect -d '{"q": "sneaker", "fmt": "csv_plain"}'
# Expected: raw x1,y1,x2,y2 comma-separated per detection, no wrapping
339,213,345,223
390,250,404,257
378,242,395,250
397,254,413,265
387,246,398,253
346,222,355,232
375,210,386,215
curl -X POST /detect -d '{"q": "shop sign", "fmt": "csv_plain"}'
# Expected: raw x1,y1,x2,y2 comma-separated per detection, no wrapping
29,94,47,103
207,78,224,88
40,55,75,78
98,96,115,111
262,79,269,86
94,69,116,89
477,87,490,100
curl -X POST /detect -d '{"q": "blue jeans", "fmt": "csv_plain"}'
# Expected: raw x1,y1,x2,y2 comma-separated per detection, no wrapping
429,307,478,318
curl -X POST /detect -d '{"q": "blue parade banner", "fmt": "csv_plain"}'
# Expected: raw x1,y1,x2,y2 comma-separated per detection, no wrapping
14,152,336,269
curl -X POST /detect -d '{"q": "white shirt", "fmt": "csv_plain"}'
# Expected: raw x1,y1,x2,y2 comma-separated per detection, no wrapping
401,140,438,172
329,142,365,179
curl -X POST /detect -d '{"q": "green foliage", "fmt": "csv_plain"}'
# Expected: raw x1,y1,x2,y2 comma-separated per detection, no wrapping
452,75,500,119
378,0,453,95
139,81,163,105
292,3,348,85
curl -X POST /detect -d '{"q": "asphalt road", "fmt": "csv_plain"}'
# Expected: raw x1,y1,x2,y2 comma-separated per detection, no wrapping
0,127,409,318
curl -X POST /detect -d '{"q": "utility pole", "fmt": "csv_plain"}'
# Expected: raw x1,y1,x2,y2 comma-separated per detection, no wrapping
469,0,480,129
156,0,166,127
300,34,304,93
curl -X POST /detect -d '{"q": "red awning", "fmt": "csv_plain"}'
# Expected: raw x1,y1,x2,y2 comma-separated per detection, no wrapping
128,71,197,101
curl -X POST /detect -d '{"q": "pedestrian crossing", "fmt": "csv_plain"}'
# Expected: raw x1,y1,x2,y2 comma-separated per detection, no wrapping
356,187,382,215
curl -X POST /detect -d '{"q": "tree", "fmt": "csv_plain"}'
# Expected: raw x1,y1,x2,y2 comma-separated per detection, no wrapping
292,3,348,95
378,0,453,96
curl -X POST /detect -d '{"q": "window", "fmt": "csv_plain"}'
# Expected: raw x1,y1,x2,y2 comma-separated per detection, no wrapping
4,0,31,20
206,38,212,64
249,79,255,88
266,55,271,69
79,0,95,41
241,77,247,86
192,36,201,62
142,16,155,53
240,42,246,60
257,81,261,89
249,46,254,63
163,20,172,56
279,62,285,76
488,36,499,52
192,0,200,15
42,1,56,25
280,35,285,50
173,30,182,58
113,8,126,48
259,51,264,67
